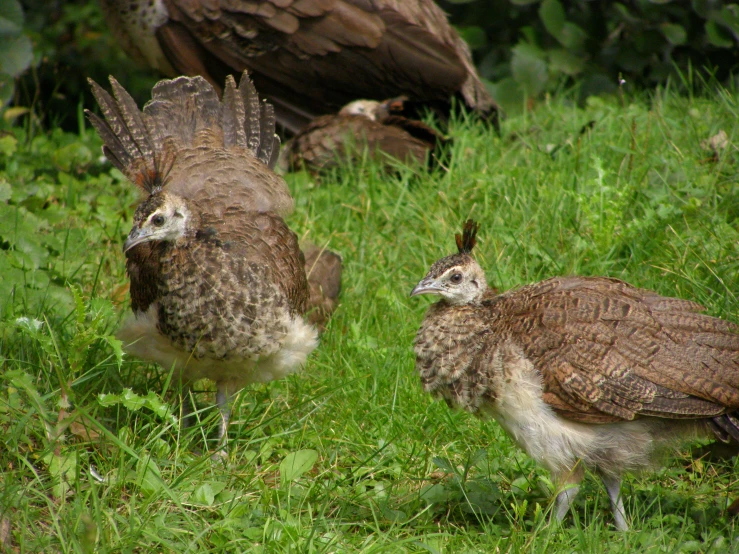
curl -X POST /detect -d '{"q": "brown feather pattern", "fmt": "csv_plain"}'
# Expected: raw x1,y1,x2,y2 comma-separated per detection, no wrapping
87,73,341,444
413,226,739,528
101,0,498,132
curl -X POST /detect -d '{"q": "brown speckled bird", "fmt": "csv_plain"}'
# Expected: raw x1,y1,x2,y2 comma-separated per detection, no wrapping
99,0,498,133
86,72,341,449
282,98,448,174
411,220,739,530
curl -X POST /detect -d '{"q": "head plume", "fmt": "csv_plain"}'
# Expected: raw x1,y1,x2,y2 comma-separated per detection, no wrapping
455,220,479,254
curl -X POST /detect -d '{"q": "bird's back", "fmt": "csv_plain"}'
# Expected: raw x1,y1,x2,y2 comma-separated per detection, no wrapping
416,276,739,421
101,0,498,132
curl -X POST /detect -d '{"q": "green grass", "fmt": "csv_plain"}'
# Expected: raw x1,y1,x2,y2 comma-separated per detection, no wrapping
2,85,739,552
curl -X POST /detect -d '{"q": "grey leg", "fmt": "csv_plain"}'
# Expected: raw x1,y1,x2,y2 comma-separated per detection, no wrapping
555,485,581,522
601,473,629,531
180,385,196,430
553,464,584,524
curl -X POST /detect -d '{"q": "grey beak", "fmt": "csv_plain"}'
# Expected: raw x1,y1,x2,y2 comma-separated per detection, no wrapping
410,279,442,297
123,227,148,253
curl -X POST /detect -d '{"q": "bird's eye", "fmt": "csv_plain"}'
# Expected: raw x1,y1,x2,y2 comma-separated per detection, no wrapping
151,214,165,227
450,273,463,283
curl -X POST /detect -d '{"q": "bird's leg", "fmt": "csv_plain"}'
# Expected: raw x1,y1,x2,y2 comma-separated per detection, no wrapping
215,382,232,454
180,384,197,430
600,473,629,531
553,464,584,524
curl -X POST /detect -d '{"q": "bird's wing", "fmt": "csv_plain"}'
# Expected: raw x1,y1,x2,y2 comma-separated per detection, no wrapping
158,0,494,131
493,276,739,423
87,72,293,216
288,114,431,171
198,210,309,315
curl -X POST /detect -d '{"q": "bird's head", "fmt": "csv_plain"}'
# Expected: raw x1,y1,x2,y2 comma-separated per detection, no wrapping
410,220,488,305
338,100,386,122
124,192,194,252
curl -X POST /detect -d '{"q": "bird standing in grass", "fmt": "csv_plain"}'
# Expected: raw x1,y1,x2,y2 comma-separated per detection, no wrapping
99,0,498,133
86,72,341,450
281,98,448,174
411,220,739,530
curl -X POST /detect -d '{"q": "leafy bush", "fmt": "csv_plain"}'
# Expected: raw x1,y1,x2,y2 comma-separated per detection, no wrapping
11,0,157,129
0,0,33,106
442,0,739,113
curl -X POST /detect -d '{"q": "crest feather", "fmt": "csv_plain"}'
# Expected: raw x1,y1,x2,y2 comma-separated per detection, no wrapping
455,219,479,254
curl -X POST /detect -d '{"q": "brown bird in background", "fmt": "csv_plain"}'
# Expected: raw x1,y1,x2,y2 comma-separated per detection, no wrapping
411,220,739,530
281,98,448,174
100,0,498,133
86,71,341,450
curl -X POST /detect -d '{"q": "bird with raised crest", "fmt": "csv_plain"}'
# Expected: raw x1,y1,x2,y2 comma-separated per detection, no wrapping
411,220,739,530
281,97,448,174
99,0,498,133
86,71,342,452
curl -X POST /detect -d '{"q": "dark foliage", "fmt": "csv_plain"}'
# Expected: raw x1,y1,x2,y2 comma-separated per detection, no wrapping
440,0,739,112
6,0,739,126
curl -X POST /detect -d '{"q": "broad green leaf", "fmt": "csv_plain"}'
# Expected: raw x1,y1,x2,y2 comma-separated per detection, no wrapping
44,450,77,499
52,142,93,173
0,134,16,157
101,335,124,367
432,456,455,473
0,0,24,29
97,392,121,407
511,44,548,97
705,20,733,48
192,483,215,506
420,483,451,505
548,48,585,75
121,389,147,411
487,77,526,116
539,0,565,39
280,449,318,485
717,5,739,36
135,455,162,495
143,391,175,422
457,26,487,50
191,482,226,506
559,21,588,50
0,34,32,77
659,23,687,45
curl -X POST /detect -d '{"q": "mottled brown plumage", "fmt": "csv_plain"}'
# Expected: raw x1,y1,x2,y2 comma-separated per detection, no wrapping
100,0,498,133
86,72,341,450
282,98,448,174
412,220,739,530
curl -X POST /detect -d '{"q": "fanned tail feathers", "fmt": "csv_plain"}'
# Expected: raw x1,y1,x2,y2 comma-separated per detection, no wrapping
85,70,281,191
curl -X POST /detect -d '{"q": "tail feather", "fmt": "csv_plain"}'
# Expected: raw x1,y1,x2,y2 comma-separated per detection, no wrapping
86,79,135,175
222,75,247,148
259,100,280,169
86,71,282,191
86,78,164,192
238,71,262,156
144,75,222,147
109,78,156,164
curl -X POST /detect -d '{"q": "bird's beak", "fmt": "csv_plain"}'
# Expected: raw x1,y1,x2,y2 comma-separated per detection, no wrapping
123,227,151,253
410,279,442,297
